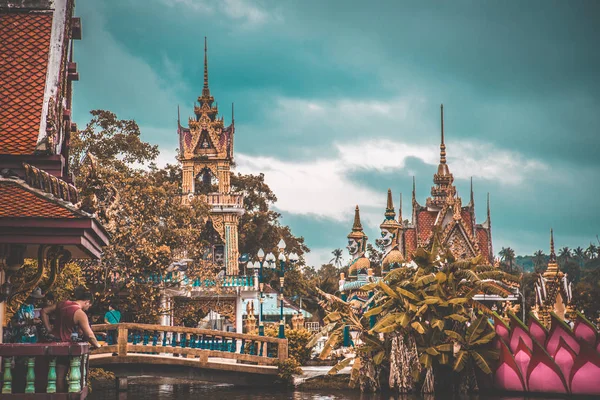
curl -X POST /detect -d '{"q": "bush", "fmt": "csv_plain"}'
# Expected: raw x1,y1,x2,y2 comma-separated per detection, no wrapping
261,326,312,365
275,358,302,386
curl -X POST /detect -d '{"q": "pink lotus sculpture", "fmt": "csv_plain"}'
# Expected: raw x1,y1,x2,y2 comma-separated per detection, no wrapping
492,311,600,395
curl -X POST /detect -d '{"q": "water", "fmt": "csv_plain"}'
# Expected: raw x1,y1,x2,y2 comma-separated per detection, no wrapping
87,377,571,400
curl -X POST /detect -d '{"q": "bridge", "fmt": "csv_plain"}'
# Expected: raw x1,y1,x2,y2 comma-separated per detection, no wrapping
89,323,288,386
0,324,288,397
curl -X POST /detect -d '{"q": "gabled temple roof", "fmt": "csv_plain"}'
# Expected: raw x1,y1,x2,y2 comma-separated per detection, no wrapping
0,11,52,154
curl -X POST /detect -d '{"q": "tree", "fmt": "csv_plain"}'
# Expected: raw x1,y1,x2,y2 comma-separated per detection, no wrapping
499,247,516,274
573,247,586,267
329,249,344,268
70,111,214,322
314,246,518,394
533,250,546,274
558,247,572,263
586,243,598,261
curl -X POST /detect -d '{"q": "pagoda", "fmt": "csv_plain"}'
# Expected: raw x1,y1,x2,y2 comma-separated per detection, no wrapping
177,38,244,276
533,229,574,327
400,105,493,264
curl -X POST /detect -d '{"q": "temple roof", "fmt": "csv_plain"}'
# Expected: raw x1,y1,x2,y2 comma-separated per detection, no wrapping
0,11,52,154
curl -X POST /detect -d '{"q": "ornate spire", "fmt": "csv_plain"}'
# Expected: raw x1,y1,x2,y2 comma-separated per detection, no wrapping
177,105,181,127
353,205,363,231
231,102,235,124
398,192,403,224
385,189,395,220
348,205,367,240
549,229,556,263
440,104,446,164
202,37,210,97
412,176,416,203
470,177,474,205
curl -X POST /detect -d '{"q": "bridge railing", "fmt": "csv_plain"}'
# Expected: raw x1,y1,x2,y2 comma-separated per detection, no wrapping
0,342,89,397
90,323,288,366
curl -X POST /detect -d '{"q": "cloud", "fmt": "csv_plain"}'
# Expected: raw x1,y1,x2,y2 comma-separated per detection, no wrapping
161,0,278,27
303,247,349,269
234,96,548,230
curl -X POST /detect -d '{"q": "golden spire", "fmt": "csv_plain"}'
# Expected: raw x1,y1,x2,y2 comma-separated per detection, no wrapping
353,205,363,231
385,189,395,220
440,104,446,164
177,104,181,127
549,228,556,263
202,37,210,97
412,176,416,203
470,177,474,205
232,102,235,124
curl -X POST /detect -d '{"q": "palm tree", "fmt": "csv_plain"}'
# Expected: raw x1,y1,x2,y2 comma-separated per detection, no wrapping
558,247,571,264
499,247,516,273
533,250,546,273
573,246,586,267
329,248,344,268
586,243,598,260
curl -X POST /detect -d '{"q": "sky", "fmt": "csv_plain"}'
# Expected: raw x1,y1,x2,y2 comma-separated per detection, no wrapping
72,0,600,268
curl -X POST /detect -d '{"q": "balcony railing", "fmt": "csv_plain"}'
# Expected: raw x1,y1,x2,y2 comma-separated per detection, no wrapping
0,342,89,398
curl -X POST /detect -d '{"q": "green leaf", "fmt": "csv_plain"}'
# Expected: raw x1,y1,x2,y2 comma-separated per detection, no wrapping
444,329,463,342
416,304,428,316
396,287,419,301
466,315,490,344
411,321,425,334
436,271,447,283
370,313,398,334
378,280,400,299
422,297,440,305
471,350,493,374
328,357,353,375
419,353,432,368
363,305,383,318
373,351,385,365
425,347,440,356
396,312,411,328
445,314,469,323
470,331,497,346
439,352,449,365
447,298,469,304
453,350,468,372
431,319,445,331
436,343,454,352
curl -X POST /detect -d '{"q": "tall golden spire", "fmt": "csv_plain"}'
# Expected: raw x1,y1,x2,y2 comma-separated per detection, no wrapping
440,104,446,164
470,177,474,205
385,189,395,220
549,228,556,263
202,37,210,97
353,205,363,231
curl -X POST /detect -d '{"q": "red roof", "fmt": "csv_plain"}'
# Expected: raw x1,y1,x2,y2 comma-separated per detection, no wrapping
417,210,437,242
0,13,53,155
477,227,490,262
461,209,473,237
0,181,81,219
404,228,417,258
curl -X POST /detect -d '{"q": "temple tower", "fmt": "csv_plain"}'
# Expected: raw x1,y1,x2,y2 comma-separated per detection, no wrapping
534,230,574,327
178,38,244,276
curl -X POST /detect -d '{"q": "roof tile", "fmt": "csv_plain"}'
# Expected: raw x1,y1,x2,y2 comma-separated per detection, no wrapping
0,181,80,218
0,13,53,155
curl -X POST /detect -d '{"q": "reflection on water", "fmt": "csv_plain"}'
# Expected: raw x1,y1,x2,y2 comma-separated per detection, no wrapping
88,377,568,400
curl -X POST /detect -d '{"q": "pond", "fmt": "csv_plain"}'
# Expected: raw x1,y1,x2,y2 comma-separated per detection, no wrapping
87,377,569,400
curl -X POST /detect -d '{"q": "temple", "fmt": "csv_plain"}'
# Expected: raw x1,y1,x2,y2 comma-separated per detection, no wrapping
399,105,493,264
0,0,108,339
533,229,574,327
177,38,244,276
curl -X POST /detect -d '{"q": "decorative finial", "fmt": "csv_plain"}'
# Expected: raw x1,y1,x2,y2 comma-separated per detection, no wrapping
398,192,403,224
384,189,395,220
440,104,446,164
352,205,363,231
412,176,417,203
204,37,209,90
232,102,235,124
470,177,474,205
487,192,490,220
177,105,181,127
549,229,556,263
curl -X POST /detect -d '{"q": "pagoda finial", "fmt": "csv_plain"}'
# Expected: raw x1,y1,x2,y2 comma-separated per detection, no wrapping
352,205,363,231
470,177,474,205
549,228,556,263
203,37,210,96
385,189,395,220
232,102,235,124
398,192,403,224
177,104,181,127
440,104,446,164
487,192,490,220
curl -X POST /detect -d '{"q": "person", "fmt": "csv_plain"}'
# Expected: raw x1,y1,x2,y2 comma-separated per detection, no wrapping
104,303,121,324
8,287,45,343
40,286,101,392
104,303,121,347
